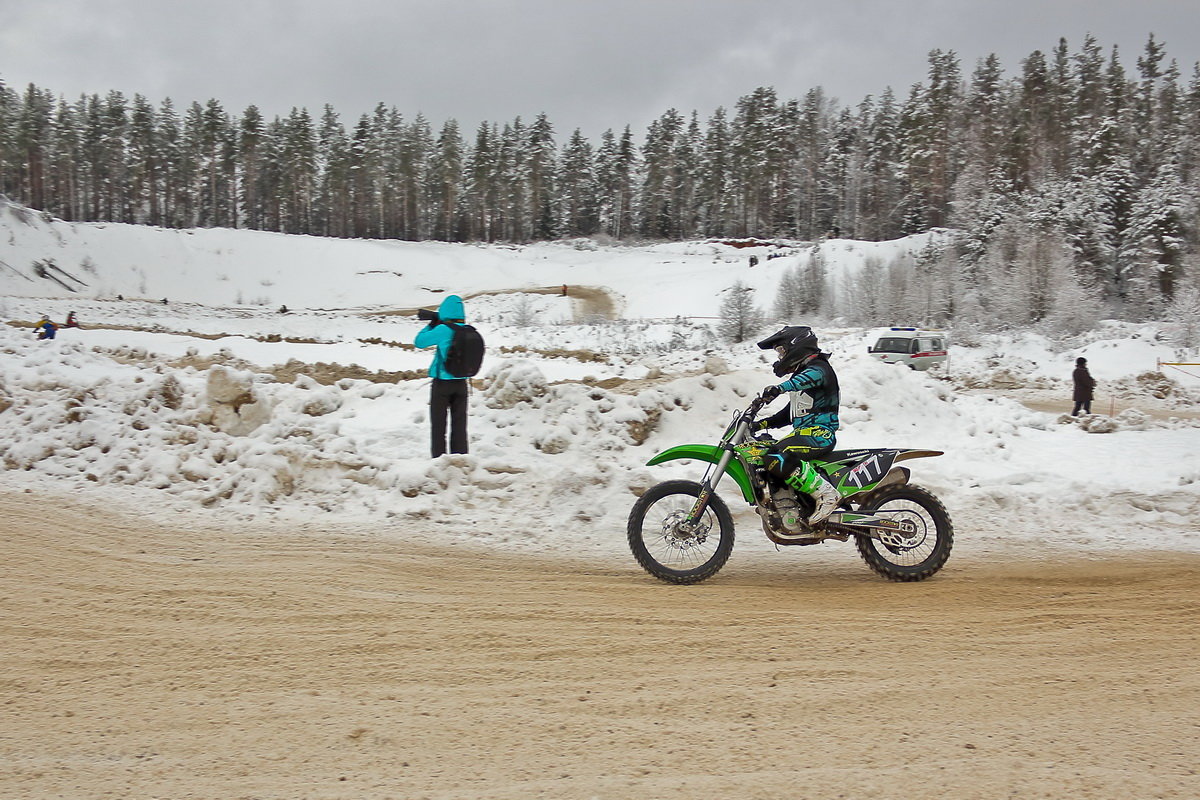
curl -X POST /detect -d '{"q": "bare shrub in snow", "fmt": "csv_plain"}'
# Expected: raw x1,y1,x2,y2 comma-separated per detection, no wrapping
718,281,762,343
511,294,537,327
1166,285,1200,349
148,374,184,410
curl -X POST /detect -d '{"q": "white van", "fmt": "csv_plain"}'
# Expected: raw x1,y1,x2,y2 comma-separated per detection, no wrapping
868,327,949,371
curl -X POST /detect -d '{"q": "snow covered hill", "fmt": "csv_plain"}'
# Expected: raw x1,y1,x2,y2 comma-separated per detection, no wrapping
2,199,1198,559
0,196,947,318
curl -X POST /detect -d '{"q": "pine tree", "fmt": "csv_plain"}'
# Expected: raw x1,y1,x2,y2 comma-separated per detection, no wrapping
496,117,526,241
373,106,406,239
238,105,265,230
639,108,683,238
527,113,556,240
903,50,962,228
862,87,903,240
670,111,702,239
1133,34,1168,178
463,121,496,241
196,98,234,227
698,107,732,236
46,98,81,220
16,84,54,212
279,107,317,234
792,88,829,238
399,113,431,240
718,280,763,343
1122,168,1188,315
314,106,351,237
731,86,784,236
0,77,18,199
156,99,185,228
558,128,597,237
826,107,860,237
429,118,464,241
128,94,159,225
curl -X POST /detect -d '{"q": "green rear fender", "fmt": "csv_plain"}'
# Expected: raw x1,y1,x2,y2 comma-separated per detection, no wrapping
645,444,757,504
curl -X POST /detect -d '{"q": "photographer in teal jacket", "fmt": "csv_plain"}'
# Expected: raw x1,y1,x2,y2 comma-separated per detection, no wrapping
415,294,469,457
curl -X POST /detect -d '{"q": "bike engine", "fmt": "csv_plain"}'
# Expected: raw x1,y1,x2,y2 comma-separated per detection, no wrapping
758,488,825,546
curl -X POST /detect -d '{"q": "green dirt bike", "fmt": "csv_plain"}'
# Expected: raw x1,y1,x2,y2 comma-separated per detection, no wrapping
627,395,953,584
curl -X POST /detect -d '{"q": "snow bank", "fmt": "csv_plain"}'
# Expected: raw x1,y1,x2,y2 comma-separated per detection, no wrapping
2,320,1198,557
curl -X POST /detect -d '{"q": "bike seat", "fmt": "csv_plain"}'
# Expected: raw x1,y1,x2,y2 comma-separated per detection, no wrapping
822,448,890,465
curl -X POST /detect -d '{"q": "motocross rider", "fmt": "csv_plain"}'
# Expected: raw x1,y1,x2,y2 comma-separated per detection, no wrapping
755,326,842,526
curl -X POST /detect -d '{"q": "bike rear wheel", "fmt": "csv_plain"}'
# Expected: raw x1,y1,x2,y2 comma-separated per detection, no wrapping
627,480,735,585
854,484,952,582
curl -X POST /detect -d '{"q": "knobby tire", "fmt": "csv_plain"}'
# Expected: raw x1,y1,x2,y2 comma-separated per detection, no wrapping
854,484,953,582
627,480,735,585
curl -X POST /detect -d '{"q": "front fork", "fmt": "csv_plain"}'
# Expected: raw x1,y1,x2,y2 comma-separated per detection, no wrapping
685,421,747,524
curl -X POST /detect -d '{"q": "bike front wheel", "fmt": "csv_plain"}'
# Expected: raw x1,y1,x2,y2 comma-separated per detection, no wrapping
627,480,735,585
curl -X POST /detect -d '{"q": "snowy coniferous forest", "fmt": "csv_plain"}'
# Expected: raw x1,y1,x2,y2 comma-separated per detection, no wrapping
2,34,1199,335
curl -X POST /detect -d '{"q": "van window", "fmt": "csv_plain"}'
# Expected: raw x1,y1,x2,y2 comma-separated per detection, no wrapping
873,337,912,354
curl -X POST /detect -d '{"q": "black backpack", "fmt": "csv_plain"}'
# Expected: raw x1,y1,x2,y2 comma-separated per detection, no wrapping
443,323,485,378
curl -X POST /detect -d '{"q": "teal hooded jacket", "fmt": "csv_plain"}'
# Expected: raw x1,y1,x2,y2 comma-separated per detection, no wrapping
414,294,467,380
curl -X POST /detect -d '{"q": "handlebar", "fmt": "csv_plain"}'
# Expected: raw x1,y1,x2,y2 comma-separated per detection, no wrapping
742,395,768,423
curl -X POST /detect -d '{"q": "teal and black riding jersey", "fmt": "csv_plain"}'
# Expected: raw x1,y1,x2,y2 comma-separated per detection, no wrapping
759,354,840,434
759,353,841,475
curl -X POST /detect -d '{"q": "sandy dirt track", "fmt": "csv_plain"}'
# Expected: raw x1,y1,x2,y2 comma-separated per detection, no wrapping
2,490,1198,800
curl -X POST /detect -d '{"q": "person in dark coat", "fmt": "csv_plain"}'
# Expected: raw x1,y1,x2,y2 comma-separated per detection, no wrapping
1072,357,1095,416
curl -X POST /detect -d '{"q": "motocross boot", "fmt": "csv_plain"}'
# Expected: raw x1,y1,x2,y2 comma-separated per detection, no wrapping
785,460,841,525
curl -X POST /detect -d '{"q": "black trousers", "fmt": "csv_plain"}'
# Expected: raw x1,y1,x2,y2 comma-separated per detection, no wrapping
430,379,469,457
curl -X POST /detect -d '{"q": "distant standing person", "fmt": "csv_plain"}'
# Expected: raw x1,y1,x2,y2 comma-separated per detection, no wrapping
415,294,472,457
35,314,58,340
1072,357,1095,416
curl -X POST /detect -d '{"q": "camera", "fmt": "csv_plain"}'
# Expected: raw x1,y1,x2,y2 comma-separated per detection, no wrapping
417,308,439,322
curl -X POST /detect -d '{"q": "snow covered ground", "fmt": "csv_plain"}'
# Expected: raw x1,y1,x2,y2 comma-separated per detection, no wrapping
2,201,1199,561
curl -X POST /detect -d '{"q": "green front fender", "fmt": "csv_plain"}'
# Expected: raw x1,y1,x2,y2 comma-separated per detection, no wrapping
645,444,757,504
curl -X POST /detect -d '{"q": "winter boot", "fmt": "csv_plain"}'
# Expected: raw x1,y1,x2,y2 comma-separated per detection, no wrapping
785,461,841,525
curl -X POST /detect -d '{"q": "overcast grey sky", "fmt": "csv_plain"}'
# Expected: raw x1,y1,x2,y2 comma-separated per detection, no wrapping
2,0,1198,141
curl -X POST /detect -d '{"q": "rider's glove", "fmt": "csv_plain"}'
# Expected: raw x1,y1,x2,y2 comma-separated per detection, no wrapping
760,384,782,402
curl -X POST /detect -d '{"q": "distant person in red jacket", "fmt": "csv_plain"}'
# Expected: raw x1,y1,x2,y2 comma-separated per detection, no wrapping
64,311,79,328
